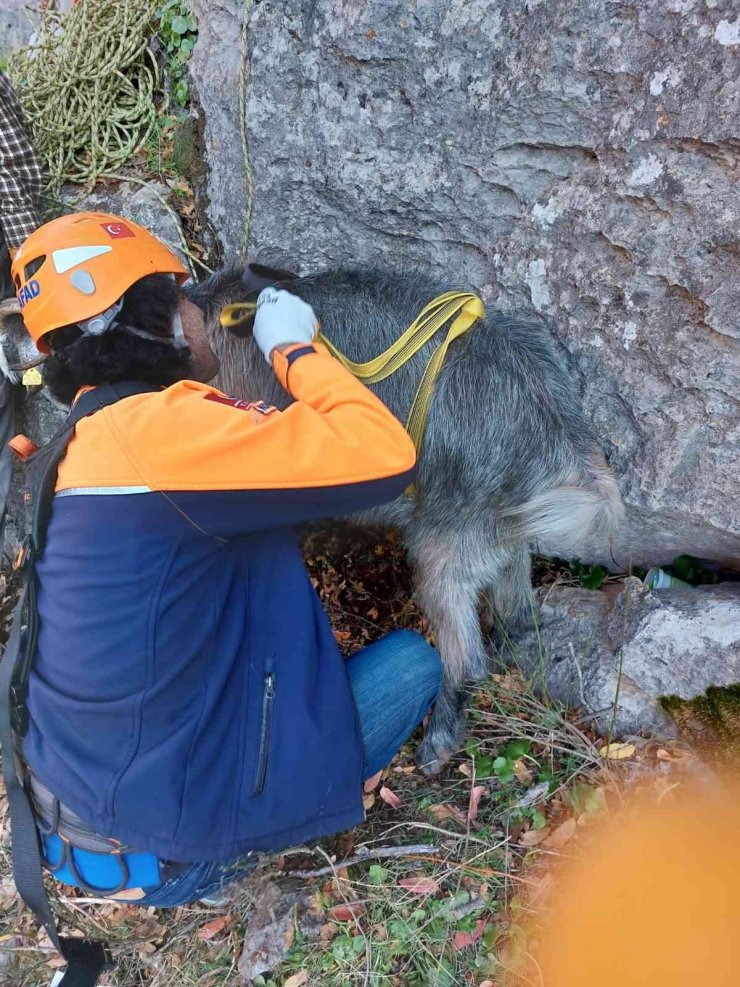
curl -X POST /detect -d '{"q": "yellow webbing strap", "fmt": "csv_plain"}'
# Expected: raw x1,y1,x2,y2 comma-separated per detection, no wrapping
220,301,257,328
219,290,485,468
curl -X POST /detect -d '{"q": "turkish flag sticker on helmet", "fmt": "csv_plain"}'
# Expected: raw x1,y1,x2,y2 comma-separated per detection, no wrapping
100,222,135,239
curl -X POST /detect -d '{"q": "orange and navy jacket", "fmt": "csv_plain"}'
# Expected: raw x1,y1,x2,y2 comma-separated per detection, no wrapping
23,342,416,862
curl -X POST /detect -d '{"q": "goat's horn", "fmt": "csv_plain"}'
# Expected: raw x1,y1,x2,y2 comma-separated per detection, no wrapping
0,297,21,332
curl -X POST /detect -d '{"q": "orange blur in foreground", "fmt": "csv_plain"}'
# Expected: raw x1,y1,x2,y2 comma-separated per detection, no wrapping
507,779,740,987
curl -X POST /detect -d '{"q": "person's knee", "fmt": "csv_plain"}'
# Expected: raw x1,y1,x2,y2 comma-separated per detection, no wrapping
386,629,442,700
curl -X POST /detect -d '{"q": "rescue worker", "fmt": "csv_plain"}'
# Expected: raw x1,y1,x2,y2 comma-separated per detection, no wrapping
9,212,442,904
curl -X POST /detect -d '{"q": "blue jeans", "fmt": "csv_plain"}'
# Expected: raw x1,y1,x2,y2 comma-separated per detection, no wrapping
43,629,442,906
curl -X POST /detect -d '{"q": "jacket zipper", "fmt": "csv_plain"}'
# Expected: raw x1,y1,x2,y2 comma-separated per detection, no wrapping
253,668,275,797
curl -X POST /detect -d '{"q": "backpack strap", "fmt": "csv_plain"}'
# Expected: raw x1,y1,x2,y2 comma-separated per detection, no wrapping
0,381,160,987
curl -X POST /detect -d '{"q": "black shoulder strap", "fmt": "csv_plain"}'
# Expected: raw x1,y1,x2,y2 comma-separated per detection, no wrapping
0,381,160,987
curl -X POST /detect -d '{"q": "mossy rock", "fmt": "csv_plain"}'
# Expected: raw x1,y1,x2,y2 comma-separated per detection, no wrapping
172,116,205,183
660,685,740,762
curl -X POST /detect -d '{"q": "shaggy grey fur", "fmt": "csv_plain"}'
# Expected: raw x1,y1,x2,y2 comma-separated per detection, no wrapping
192,265,625,774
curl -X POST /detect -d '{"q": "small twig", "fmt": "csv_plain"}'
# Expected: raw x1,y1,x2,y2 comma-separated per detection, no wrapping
0,946,57,953
571,706,615,725
405,854,537,886
285,843,437,878
450,895,488,920
61,897,124,906
381,820,493,847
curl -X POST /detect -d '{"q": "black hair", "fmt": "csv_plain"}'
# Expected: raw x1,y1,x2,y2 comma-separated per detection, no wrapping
42,273,193,406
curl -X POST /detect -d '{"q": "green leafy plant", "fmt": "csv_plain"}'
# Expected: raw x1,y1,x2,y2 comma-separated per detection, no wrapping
569,557,609,590
464,736,533,784
666,554,718,585
157,0,198,109
571,781,606,817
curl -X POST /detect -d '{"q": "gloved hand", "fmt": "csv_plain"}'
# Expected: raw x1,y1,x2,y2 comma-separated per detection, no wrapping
252,287,318,363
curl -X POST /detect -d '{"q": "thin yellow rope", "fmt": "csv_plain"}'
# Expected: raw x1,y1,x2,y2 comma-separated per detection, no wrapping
238,0,254,256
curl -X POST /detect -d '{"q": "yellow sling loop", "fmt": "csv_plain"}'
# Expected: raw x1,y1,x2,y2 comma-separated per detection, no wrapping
220,290,485,468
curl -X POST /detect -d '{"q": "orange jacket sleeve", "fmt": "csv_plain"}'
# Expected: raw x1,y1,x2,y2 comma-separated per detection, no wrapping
57,343,416,529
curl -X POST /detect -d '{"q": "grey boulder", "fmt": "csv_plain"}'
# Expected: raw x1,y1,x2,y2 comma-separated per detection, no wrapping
511,579,740,736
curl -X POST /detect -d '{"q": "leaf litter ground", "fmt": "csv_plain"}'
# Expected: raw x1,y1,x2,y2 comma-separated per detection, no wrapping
0,531,716,986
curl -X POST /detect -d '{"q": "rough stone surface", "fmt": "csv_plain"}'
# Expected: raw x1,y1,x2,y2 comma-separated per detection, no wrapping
512,579,740,735
191,0,740,569
238,878,323,984
0,0,37,58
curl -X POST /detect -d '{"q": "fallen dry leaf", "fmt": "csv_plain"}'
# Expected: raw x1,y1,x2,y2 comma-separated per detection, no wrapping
655,746,693,764
320,922,338,943
458,762,473,777
513,759,533,784
363,792,376,811
364,770,383,793
284,973,309,987
599,742,636,760
544,817,577,849
429,803,468,827
398,876,440,895
519,826,550,847
452,918,486,950
197,914,233,941
379,785,402,808
329,902,365,922
468,785,486,825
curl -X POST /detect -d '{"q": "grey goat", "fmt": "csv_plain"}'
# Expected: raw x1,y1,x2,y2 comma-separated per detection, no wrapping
188,264,624,775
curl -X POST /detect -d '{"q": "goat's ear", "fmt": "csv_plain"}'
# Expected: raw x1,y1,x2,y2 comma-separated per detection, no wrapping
241,263,298,297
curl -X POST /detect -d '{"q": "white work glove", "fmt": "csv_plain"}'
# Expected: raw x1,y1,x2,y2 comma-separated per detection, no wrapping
252,287,318,363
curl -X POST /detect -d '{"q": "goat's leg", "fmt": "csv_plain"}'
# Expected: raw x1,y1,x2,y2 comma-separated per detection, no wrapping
409,532,494,776
486,543,534,658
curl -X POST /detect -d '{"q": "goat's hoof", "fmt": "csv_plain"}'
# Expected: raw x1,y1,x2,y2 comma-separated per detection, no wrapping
415,735,453,777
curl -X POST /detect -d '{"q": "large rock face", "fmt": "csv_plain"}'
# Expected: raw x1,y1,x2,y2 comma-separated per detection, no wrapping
190,0,740,570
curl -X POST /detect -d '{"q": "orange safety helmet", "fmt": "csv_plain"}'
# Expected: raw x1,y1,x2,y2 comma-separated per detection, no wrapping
11,212,190,352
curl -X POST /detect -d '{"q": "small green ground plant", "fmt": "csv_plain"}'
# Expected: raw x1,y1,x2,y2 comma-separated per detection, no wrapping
157,1,198,110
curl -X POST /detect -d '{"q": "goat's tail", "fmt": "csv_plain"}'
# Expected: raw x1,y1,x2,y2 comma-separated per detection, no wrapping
500,452,625,546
